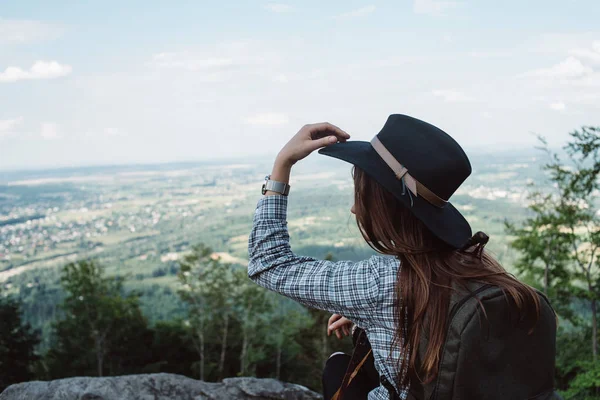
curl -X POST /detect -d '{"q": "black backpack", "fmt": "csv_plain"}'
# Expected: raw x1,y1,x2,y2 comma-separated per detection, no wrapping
348,282,561,400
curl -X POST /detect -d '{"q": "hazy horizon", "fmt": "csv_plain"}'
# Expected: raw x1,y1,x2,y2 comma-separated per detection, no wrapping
0,143,556,179
0,140,550,173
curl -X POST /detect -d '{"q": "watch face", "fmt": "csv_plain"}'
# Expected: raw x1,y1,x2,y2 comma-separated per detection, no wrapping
261,183,267,195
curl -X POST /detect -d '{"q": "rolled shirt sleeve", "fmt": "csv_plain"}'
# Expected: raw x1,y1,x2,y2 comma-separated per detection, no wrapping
248,195,382,324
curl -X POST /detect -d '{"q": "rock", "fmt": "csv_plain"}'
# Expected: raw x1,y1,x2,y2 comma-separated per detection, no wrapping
0,373,323,400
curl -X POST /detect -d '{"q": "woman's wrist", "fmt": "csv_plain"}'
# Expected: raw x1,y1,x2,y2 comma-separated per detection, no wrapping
264,156,293,196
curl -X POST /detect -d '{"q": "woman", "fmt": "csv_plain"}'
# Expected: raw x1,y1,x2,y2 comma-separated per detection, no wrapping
248,115,557,399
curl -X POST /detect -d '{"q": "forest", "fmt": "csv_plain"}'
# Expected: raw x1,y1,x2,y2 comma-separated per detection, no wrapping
1,127,599,399
0,250,353,394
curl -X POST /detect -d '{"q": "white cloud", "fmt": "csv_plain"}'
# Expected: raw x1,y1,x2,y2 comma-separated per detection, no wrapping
150,43,280,72
0,61,73,83
524,57,593,79
273,73,289,83
0,117,24,138
468,50,512,58
569,41,600,65
526,33,600,56
367,55,432,68
413,0,460,15
244,113,289,126
264,3,293,13
150,52,238,83
549,102,566,111
0,18,62,44
84,127,126,138
152,53,235,71
432,89,474,102
334,5,376,19
576,72,600,89
40,123,60,139
148,42,283,85
570,49,600,64
104,128,124,137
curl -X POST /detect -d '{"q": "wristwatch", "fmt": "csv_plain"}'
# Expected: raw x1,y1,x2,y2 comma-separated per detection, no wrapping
262,175,290,196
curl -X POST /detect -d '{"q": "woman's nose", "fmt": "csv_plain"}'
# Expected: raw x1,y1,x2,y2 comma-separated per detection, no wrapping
350,204,356,215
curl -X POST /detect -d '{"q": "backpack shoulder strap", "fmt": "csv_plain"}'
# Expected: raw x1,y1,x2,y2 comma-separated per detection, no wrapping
408,281,495,399
427,283,501,399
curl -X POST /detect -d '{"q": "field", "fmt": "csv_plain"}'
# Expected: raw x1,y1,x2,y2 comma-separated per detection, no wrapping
0,149,546,343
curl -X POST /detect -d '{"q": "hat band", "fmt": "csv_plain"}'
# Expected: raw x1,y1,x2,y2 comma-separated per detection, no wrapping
370,136,448,208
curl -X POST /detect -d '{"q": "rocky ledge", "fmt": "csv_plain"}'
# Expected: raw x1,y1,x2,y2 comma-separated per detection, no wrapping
0,373,323,400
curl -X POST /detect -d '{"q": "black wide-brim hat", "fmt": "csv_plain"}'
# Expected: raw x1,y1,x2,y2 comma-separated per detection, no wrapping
318,114,472,249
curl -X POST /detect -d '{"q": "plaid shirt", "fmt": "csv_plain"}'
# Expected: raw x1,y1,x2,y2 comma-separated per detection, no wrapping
248,195,409,400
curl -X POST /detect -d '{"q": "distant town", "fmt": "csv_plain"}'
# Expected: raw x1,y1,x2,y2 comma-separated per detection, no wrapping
1,152,542,284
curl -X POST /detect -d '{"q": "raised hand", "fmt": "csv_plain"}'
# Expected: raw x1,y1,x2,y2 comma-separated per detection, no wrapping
276,123,350,167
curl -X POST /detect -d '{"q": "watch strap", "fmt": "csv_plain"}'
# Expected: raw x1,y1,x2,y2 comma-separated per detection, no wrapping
262,178,290,196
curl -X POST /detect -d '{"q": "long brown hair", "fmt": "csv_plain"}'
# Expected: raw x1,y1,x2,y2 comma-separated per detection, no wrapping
352,167,540,385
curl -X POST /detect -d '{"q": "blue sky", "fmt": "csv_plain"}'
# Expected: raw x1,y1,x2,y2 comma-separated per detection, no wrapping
1,0,599,170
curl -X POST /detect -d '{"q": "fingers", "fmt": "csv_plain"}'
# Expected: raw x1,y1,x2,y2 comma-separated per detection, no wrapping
335,325,349,339
328,313,341,327
328,317,353,340
328,314,353,340
294,122,350,156
328,317,348,332
307,130,350,152
305,122,350,142
335,328,349,339
308,135,338,152
327,314,341,336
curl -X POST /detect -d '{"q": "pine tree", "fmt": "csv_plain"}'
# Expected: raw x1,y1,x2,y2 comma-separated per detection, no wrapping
0,297,40,392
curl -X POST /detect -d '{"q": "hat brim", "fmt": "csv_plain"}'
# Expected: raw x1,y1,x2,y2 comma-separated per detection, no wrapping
319,141,472,249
